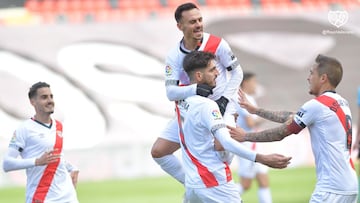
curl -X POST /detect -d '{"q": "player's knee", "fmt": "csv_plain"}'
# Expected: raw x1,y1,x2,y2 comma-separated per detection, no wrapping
151,138,180,158
151,145,164,158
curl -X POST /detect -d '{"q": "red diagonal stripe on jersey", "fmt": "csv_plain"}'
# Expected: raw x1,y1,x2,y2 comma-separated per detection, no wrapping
175,103,219,187
316,95,355,169
32,120,63,203
203,35,221,54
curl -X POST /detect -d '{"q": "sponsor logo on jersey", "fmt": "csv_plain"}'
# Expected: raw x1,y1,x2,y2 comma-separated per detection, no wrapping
296,109,305,118
165,65,172,76
211,109,222,120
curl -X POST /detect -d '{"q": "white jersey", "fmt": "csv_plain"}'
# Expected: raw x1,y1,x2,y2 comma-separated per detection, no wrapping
8,118,78,203
165,32,242,101
177,95,256,189
294,91,358,195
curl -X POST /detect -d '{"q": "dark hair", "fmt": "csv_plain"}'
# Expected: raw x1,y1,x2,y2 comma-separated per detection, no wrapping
174,2,199,23
183,51,216,76
315,54,343,87
28,82,50,99
241,71,256,87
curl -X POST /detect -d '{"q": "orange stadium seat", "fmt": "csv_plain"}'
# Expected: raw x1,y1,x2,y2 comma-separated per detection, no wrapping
301,0,329,10
25,0,41,13
260,0,303,13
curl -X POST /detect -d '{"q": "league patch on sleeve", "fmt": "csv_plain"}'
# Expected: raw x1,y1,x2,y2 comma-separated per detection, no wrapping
10,131,16,144
211,109,222,120
165,65,172,76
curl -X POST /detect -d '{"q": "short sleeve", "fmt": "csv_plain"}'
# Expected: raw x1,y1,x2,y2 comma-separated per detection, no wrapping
201,100,225,134
294,99,319,128
8,127,26,152
216,39,239,71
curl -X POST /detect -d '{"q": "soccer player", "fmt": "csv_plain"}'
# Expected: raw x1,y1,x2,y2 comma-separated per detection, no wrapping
151,2,243,185
178,50,291,202
2,82,79,203
228,54,358,203
234,72,272,203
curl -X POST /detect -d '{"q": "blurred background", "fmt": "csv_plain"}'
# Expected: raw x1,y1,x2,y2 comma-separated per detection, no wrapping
0,0,359,188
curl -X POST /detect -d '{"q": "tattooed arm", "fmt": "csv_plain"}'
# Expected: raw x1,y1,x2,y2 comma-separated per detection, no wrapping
255,108,294,123
228,118,303,142
238,89,294,123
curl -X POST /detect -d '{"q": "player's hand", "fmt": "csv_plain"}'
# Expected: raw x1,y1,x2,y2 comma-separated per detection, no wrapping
256,153,292,169
238,89,257,114
196,84,213,97
215,96,229,115
35,149,61,166
227,125,246,142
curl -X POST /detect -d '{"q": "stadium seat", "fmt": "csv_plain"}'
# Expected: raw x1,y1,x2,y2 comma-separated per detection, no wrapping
25,0,41,13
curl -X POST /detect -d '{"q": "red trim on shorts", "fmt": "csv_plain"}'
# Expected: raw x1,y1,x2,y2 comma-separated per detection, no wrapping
32,120,63,203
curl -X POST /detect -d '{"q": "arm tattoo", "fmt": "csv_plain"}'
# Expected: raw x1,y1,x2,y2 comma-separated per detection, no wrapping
244,124,290,142
255,108,294,123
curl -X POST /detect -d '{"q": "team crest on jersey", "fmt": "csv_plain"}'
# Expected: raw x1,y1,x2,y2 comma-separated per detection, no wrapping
10,131,16,143
165,65,172,76
211,109,222,120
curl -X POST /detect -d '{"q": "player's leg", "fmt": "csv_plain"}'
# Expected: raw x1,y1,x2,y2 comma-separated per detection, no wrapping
255,162,271,203
151,118,184,184
237,154,255,195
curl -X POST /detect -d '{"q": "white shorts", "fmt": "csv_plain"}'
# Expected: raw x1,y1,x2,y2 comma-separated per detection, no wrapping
159,100,237,143
185,181,242,203
310,191,357,203
237,143,268,178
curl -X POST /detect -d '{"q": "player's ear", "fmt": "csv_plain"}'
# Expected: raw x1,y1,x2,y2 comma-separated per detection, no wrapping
176,23,182,31
29,98,36,107
320,73,328,83
195,71,203,82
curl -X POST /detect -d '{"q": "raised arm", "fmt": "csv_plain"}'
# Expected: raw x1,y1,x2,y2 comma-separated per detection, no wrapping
238,89,294,123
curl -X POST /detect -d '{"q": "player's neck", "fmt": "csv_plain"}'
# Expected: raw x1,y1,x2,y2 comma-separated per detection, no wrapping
33,114,52,124
183,38,201,51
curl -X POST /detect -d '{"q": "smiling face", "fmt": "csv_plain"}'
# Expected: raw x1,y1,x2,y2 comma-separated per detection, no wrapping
30,87,55,116
177,8,203,44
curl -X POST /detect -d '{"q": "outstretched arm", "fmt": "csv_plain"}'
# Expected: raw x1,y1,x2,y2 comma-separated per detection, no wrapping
238,89,294,123
228,119,303,142
214,127,291,169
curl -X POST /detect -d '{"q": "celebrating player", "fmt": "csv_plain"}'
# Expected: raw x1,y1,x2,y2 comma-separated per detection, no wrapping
2,82,79,203
151,2,243,185
178,50,291,202
228,54,358,203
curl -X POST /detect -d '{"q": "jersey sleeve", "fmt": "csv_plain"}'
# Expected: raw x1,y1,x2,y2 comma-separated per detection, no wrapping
202,100,257,161
164,51,197,101
8,127,26,152
294,99,319,128
216,39,243,99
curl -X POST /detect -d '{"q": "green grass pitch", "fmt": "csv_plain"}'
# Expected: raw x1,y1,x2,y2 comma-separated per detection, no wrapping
0,166,321,203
